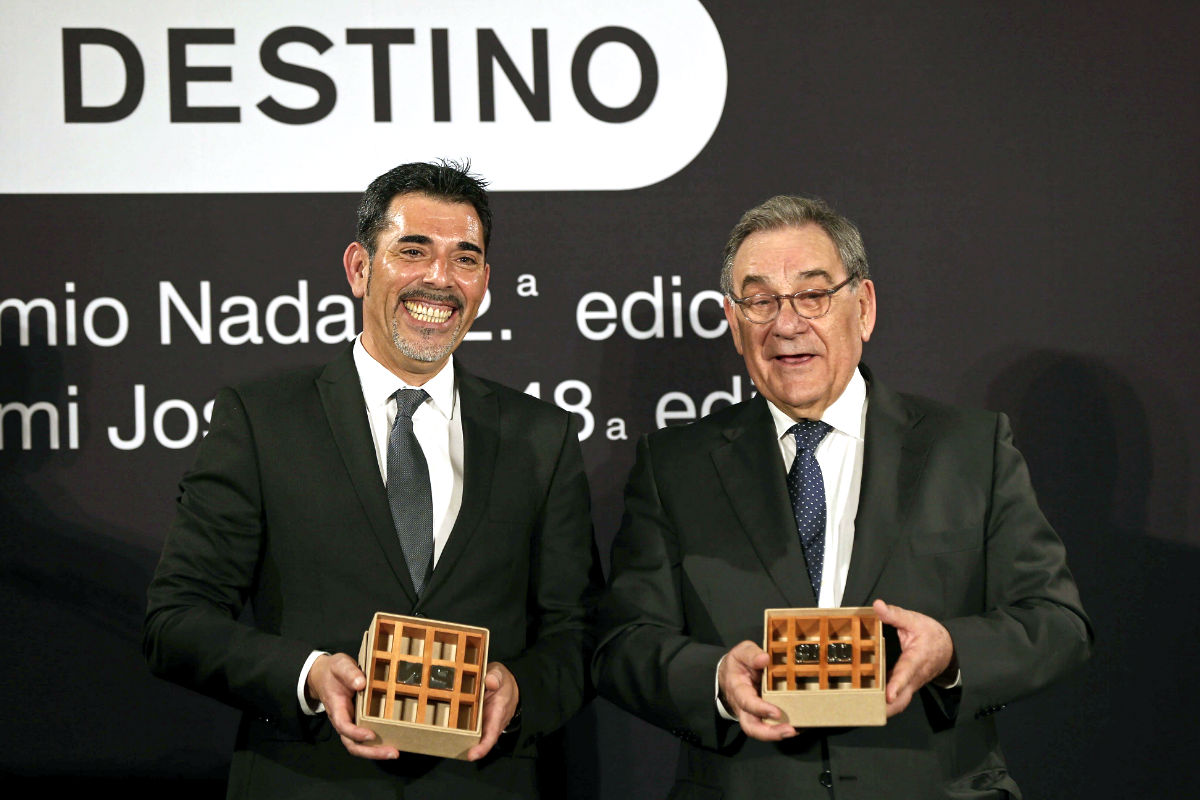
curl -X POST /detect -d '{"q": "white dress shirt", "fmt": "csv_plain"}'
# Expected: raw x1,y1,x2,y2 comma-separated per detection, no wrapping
766,367,868,608
352,337,465,563
299,337,465,714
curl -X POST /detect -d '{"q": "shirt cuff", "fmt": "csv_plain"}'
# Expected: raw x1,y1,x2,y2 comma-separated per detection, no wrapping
297,650,331,716
932,669,962,689
714,654,738,721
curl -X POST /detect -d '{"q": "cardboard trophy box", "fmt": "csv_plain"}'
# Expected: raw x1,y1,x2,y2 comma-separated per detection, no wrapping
761,607,886,727
355,612,489,759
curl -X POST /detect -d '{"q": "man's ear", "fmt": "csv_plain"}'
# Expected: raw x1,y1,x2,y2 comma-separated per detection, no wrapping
344,242,370,298
723,296,745,356
856,279,877,343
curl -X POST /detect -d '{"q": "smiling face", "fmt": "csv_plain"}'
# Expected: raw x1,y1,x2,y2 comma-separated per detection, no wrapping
344,192,489,384
723,224,876,420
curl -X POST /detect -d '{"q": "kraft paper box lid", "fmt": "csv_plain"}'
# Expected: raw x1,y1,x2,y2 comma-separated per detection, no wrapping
355,611,490,759
761,606,886,728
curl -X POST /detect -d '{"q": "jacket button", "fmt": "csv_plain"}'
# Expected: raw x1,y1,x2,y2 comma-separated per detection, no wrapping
819,770,833,788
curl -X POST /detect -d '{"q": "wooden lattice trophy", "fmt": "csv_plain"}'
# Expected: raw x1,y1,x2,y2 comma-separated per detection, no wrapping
761,607,886,727
355,612,489,758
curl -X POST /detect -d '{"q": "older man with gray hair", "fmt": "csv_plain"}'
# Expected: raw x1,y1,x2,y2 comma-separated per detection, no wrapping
594,194,1091,799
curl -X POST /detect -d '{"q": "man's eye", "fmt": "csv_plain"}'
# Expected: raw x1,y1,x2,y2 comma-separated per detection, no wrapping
747,297,776,310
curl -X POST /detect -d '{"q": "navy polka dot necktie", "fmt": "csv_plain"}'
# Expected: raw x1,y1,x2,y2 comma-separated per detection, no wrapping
787,420,832,601
387,388,433,596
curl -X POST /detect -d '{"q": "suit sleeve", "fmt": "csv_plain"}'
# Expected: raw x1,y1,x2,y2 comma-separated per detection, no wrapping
142,387,315,733
941,413,1093,719
501,411,605,749
592,435,732,750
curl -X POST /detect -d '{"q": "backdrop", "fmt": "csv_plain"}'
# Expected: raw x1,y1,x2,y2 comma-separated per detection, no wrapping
2,1,1197,797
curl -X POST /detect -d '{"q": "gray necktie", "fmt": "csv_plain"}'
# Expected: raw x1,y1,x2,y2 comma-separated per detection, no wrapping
787,420,832,601
387,388,433,595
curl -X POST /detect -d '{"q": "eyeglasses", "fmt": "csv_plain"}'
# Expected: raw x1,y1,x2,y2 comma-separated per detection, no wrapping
728,276,855,324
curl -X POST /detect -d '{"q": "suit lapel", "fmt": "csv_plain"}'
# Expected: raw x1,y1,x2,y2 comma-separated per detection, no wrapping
422,367,498,598
316,347,418,602
841,371,928,606
712,396,819,608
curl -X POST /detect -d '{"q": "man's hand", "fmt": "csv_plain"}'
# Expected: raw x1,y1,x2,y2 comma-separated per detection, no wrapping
466,662,520,761
718,640,796,741
307,653,398,760
873,599,956,717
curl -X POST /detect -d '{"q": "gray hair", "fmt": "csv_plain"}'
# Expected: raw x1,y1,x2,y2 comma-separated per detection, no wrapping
720,195,870,295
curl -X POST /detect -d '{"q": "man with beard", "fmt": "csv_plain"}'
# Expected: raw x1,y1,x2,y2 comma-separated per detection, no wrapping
145,161,601,798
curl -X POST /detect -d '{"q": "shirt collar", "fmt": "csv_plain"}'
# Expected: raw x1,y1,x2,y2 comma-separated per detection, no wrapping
352,336,456,421
767,366,867,442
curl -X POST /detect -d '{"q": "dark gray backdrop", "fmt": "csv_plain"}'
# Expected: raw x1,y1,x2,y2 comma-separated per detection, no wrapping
2,2,1197,796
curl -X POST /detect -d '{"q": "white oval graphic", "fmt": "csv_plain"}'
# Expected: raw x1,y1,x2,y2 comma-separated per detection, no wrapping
0,0,727,192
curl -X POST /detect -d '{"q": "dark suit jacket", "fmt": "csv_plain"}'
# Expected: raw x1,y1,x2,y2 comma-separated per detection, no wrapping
144,347,601,799
594,370,1091,800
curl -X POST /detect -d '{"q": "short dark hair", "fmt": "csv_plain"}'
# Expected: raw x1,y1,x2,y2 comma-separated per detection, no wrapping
721,195,870,295
356,159,492,258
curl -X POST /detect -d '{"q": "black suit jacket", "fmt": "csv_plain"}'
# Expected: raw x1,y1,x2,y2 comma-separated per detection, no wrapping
145,347,601,799
594,370,1091,800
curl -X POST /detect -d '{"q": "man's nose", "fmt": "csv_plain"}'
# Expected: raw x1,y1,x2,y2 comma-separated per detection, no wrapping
772,298,812,335
422,254,451,286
